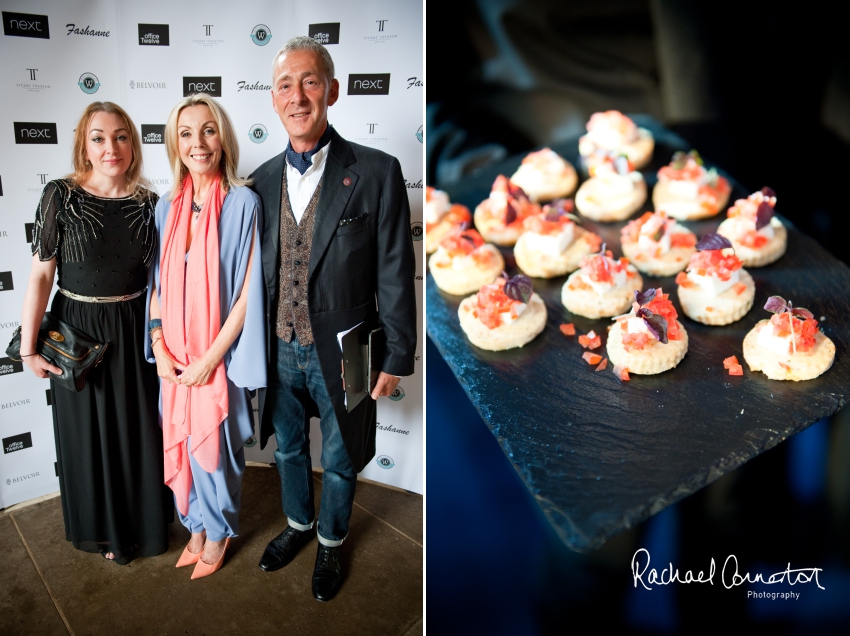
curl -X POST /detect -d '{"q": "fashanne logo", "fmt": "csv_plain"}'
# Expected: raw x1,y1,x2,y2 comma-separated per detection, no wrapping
66,23,110,37
236,81,272,92
631,548,825,594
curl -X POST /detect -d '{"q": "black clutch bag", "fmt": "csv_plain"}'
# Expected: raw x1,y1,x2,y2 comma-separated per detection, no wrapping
5,313,108,392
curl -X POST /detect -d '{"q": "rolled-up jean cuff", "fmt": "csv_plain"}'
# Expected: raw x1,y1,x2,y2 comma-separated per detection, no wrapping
318,533,345,548
288,517,314,532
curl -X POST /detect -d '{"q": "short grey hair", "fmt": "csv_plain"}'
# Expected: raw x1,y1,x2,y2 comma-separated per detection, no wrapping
271,36,335,84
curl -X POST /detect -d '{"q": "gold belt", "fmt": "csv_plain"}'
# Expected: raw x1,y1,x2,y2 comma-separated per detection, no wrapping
59,287,147,303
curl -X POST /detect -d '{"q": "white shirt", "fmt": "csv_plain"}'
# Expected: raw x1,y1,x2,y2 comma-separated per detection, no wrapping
285,142,330,224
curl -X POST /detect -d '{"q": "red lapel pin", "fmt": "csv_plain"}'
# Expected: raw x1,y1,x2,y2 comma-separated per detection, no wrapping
343,177,351,186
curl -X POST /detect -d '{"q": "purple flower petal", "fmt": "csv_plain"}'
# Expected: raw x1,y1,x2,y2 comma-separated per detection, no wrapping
764,296,787,314
634,288,657,306
761,186,776,198
696,233,733,252
636,308,668,343
756,201,773,230
504,274,533,303
791,307,814,321
504,200,518,225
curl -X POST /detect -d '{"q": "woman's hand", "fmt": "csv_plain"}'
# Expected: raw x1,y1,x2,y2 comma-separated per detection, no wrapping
23,353,63,379
152,339,185,384
178,355,219,387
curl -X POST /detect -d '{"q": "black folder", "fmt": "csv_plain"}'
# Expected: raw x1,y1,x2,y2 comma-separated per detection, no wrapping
341,324,385,413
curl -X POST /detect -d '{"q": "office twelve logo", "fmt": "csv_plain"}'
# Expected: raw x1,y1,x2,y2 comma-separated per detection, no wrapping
183,77,221,97
3,432,33,454
14,122,58,144
3,12,50,39
138,23,168,45
309,23,340,45
347,74,390,95
142,125,165,144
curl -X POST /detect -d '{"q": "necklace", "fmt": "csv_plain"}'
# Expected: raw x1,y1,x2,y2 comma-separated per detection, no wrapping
191,201,202,214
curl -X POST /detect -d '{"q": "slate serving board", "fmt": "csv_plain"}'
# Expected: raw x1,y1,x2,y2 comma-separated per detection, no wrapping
426,117,850,552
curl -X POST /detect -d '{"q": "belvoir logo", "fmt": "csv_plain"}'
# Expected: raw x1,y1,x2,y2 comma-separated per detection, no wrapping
0,271,14,290
194,24,223,47
0,356,24,376
251,24,272,46
309,23,340,45
78,72,100,94
6,472,40,486
410,222,423,241
237,81,272,93
142,125,165,144
0,320,20,330
130,80,166,89
347,74,390,95
17,68,51,92
2,398,31,410
66,24,110,37
138,23,168,46
248,124,268,144
183,76,221,97
3,12,50,39
14,122,58,145
364,19,397,43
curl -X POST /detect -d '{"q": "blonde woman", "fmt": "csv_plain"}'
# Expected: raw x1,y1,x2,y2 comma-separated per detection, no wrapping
146,94,265,578
20,102,171,564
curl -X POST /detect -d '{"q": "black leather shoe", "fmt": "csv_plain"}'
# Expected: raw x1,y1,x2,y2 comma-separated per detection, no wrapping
258,526,313,572
312,544,343,601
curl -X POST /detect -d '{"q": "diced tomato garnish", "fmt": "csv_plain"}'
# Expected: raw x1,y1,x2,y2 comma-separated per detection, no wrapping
584,232,603,252
740,231,769,249
622,331,651,351
613,364,630,382
578,332,602,350
778,361,791,372
569,278,591,291
579,252,630,284
582,352,603,365
559,323,576,336
439,229,485,258
769,312,819,353
728,364,743,376
621,212,655,243
523,212,573,236
723,355,739,369
675,271,697,289
595,358,608,372
475,278,522,330
687,250,743,281
640,288,682,341
670,233,697,248
733,282,747,295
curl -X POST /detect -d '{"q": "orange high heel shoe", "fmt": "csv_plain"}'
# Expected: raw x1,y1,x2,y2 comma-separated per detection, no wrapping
176,532,206,568
191,537,230,579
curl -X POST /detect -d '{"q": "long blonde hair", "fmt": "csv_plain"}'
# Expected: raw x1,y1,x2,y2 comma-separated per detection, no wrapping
68,102,151,200
164,93,250,199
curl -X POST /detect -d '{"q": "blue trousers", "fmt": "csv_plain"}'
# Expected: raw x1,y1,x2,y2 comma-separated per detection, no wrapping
177,427,245,542
267,336,357,546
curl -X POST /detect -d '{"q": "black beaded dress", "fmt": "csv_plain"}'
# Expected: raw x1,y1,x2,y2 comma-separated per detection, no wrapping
32,179,172,564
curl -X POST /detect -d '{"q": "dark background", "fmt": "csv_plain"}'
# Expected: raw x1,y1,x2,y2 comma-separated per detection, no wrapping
426,1,850,632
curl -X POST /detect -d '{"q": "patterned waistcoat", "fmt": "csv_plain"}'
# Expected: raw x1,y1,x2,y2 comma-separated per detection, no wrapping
276,169,323,344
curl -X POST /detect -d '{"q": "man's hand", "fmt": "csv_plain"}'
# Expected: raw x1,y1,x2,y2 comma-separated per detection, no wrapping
371,371,400,400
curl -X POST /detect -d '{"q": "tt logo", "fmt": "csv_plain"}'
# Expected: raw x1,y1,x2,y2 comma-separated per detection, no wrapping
376,20,387,32
354,79,383,89
203,24,213,36
10,19,42,31
27,68,38,80
367,123,377,134
189,82,216,92
38,174,48,184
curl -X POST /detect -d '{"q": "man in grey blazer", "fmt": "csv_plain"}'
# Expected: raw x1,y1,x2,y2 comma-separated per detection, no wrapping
250,36,417,601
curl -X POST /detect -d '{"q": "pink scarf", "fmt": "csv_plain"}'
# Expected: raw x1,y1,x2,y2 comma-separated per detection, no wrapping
159,175,229,515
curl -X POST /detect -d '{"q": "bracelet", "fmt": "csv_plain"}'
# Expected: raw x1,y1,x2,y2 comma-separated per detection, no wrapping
148,318,162,332
20,352,38,357
151,337,162,349
149,325,163,336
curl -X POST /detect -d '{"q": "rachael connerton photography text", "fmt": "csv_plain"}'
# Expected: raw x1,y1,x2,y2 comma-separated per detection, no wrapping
631,548,825,592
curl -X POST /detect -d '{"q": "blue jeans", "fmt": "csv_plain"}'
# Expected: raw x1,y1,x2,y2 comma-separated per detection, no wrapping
268,335,356,546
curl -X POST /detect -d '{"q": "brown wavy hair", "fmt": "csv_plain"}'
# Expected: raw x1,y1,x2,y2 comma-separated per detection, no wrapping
67,102,151,199
164,93,250,199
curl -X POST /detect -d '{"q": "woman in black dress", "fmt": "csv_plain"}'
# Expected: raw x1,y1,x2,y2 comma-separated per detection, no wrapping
19,102,171,564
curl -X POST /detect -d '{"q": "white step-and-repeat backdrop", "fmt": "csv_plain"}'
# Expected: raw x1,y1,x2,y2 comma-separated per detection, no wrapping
0,0,424,509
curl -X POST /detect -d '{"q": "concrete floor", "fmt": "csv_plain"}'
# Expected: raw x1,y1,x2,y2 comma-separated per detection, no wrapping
0,466,422,636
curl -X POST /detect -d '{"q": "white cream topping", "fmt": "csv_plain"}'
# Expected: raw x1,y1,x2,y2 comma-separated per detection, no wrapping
426,189,451,225
524,224,575,256
636,216,674,254
686,269,739,296
627,315,650,335
581,267,627,295
667,180,699,199
500,302,527,325
724,216,776,241
757,323,792,357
